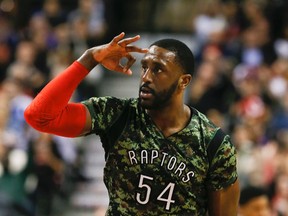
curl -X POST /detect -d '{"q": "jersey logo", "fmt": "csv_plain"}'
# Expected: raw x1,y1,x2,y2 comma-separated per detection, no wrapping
128,149,195,183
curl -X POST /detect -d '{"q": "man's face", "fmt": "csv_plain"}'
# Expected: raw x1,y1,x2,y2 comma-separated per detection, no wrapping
139,45,183,110
239,196,271,216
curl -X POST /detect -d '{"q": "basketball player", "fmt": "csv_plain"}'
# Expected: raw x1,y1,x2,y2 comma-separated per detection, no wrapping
24,32,239,215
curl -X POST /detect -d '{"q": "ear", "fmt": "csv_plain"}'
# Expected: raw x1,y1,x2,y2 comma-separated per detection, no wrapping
179,74,192,90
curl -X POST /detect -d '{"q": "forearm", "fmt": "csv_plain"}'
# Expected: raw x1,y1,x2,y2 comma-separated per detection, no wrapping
208,180,240,216
77,48,99,71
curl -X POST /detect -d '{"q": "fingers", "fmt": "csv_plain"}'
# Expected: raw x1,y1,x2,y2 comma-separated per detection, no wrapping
107,33,147,75
111,32,126,44
112,32,140,46
113,66,132,76
113,55,135,75
115,33,144,48
123,55,136,74
113,64,130,75
126,45,149,53
118,35,140,47
112,32,148,54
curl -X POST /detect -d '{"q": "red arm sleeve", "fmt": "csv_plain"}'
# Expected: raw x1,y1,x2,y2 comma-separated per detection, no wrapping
24,61,90,137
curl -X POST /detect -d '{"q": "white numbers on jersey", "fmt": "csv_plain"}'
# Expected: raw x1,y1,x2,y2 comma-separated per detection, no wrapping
136,174,176,211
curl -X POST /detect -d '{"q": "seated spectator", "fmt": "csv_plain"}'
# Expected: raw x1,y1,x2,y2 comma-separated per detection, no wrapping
239,185,272,216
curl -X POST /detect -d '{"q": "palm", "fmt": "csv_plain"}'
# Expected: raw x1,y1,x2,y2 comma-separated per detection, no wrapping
100,49,126,71
92,33,147,74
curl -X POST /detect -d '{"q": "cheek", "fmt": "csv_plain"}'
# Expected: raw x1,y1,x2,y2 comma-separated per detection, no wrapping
153,81,168,93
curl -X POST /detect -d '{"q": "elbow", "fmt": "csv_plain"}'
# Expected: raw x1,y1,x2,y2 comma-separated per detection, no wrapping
24,105,38,129
24,105,47,132
24,103,86,138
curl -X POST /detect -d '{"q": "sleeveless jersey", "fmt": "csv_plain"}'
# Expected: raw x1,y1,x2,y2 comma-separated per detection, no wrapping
82,97,238,216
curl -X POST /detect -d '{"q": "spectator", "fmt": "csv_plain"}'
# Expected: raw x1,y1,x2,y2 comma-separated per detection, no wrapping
188,60,237,115
239,185,272,216
28,132,75,216
192,0,227,48
271,172,288,215
0,88,32,216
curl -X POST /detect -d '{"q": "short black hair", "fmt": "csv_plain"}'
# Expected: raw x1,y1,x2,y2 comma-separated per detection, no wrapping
239,186,268,205
150,39,195,76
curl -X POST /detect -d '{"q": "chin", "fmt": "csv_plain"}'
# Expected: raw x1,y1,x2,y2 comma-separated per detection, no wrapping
139,98,155,110
140,100,164,110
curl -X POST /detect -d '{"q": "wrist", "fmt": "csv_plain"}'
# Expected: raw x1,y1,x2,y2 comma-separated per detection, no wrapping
77,49,98,71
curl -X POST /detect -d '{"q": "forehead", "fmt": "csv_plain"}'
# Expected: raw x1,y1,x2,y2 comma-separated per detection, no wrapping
142,45,177,64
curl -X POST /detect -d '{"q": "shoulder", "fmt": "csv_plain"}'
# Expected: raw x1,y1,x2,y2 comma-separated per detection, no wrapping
81,97,138,134
82,96,126,107
82,97,140,119
82,96,133,112
190,108,234,155
191,108,221,140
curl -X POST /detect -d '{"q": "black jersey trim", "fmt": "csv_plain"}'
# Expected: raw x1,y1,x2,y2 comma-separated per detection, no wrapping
102,101,130,160
191,107,226,166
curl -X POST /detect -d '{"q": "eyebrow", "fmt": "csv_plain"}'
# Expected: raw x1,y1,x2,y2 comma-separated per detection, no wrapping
140,59,165,69
141,57,167,65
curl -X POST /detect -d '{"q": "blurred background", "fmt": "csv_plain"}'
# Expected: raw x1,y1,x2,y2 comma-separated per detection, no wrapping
0,0,287,215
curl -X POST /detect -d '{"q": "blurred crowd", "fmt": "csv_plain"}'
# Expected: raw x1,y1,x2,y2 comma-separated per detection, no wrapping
0,0,287,215
0,0,109,215
187,0,288,215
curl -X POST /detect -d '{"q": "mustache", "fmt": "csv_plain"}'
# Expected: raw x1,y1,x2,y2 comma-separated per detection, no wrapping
140,83,155,95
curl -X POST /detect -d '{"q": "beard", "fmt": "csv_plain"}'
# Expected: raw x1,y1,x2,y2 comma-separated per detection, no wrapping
139,80,178,110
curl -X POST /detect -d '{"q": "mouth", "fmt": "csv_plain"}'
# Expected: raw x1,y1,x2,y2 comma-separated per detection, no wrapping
140,86,154,99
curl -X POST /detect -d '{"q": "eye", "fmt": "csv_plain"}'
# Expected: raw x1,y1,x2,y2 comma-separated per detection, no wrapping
152,66,163,74
141,62,164,75
141,64,148,73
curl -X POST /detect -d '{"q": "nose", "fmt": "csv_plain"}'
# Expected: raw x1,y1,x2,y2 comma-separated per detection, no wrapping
142,69,152,83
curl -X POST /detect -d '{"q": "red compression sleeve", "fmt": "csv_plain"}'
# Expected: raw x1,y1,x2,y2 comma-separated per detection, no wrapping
24,61,89,137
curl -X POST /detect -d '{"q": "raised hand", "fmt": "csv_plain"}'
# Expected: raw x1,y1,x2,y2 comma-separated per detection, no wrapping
92,32,148,75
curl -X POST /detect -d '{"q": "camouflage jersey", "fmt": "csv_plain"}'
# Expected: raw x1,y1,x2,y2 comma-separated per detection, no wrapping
82,97,238,216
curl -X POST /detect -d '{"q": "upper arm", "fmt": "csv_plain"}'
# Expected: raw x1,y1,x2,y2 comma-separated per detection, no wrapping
208,179,240,216
81,96,128,135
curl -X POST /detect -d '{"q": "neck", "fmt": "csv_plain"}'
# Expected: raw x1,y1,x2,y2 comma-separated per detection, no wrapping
147,103,191,137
